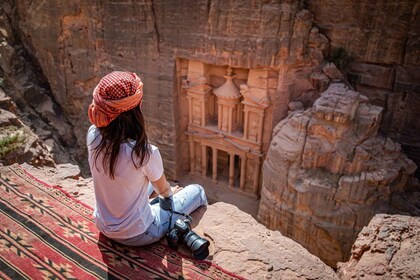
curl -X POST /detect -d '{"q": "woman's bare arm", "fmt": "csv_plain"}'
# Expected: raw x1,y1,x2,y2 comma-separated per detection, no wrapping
151,173,173,198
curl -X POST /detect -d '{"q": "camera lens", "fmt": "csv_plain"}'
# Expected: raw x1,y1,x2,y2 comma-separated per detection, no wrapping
183,231,209,260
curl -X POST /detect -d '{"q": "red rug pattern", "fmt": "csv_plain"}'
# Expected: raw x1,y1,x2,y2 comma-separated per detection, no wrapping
0,165,244,280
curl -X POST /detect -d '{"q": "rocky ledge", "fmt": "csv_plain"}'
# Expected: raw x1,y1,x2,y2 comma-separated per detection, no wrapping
17,163,420,279
192,203,338,280
22,164,338,280
338,214,420,279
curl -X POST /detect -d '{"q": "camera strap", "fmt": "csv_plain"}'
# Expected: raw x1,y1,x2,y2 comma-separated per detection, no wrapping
151,196,193,234
167,210,192,235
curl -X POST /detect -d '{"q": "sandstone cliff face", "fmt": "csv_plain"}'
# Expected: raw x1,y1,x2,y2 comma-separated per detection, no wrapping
306,1,418,65
258,83,417,267
1,0,418,178
306,0,420,177
0,0,328,178
0,89,54,166
0,7,76,165
338,214,420,279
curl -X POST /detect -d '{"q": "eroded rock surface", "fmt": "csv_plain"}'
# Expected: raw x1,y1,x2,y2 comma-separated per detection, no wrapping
0,1,331,178
1,0,418,179
305,0,420,177
192,203,338,280
258,83,417,267
338,214,420,280
0,90,54,167
0,11,75,165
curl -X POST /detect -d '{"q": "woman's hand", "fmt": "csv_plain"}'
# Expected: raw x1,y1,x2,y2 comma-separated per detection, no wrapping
171,185,182,194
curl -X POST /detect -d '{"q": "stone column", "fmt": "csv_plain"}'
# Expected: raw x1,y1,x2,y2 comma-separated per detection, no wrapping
201,101,206,127
244,109,250,139
212,147,218,182
217,105,222,130
189,136,195,174
229,153,235,188
187,96,193,124
240,156,247,190
228,106,233,133
258,111,264,144
209,95,214,119
237,103,243,127
201,145,207,176
253,159,260,195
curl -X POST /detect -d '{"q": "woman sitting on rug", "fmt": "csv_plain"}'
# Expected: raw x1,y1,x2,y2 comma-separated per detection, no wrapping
86,71,207,246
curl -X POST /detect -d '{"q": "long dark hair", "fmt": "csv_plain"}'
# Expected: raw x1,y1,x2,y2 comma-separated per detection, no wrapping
92,105,150,179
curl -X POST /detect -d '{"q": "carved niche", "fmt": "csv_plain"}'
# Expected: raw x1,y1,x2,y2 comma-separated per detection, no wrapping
214,67,241,133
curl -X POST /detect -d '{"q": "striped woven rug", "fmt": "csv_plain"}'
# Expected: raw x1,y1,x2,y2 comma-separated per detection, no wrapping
0,164,244,280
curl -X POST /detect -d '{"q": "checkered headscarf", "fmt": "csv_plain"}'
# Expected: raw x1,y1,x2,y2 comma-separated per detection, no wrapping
88,71,143,127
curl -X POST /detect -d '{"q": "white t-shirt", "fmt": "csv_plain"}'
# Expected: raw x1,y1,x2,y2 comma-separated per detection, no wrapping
86,125,163,239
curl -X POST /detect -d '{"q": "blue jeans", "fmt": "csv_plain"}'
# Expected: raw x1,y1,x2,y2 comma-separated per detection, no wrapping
113,184,207,246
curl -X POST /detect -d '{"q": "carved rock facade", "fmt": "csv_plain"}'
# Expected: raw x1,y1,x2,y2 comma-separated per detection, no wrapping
181,62,273,196
258,83,416,267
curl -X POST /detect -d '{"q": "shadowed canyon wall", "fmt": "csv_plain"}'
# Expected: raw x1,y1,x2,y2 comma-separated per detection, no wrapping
306,0,420,178
1,0,418,178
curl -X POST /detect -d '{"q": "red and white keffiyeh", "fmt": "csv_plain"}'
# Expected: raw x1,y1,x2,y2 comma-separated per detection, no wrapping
88,71,143,127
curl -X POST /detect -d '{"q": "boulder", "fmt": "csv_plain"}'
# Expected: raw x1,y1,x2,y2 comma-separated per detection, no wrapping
288,101,304,111
338,214,420,279
0,88,17,113
310,72,330,92
323,63,343,80
0,109,54,167
192,202,338,280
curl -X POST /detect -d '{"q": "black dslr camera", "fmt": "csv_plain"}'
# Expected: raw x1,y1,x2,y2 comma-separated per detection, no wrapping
166,218,209,260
